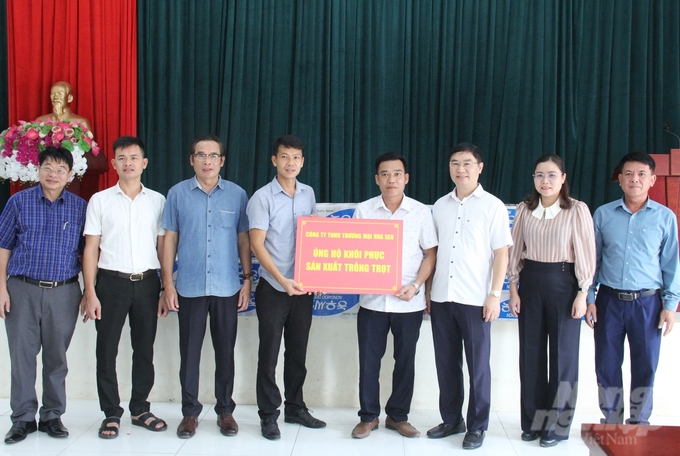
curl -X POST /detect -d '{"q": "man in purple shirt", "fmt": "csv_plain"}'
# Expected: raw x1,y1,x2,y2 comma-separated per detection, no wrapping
0,147,87,444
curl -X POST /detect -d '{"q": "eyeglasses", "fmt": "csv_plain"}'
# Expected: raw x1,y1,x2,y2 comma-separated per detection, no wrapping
533,172,564,181
449,161,478,169
40,166,69,176
192,153,222,162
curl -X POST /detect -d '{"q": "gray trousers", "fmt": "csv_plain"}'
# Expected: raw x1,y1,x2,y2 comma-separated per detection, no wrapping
5,277,81,422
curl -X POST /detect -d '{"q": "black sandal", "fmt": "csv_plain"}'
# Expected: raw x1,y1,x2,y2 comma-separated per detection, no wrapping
131,412,168,432
98,416,120,439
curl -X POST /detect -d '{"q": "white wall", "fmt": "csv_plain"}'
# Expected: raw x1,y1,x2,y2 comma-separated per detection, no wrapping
1,311,678,421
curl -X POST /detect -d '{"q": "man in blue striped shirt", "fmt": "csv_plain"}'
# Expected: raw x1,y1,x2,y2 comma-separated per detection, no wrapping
0,147,87,444
586,152,680,425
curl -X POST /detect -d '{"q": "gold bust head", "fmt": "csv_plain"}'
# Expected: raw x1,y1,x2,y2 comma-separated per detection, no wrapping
36,81,92,131
49,81,74,112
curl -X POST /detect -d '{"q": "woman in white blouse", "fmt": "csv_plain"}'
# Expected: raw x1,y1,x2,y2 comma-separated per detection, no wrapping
507,154,596,448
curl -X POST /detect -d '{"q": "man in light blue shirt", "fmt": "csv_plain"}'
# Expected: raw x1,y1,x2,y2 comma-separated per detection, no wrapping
161,135,252,439
586,152,680,425
247,135,325,440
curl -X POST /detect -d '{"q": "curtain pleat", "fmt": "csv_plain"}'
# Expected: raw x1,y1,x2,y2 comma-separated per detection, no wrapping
0,0,9,210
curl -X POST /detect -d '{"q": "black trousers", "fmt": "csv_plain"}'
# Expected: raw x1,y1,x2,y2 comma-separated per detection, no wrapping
357,307,423,422
255,278,313,419
177,293,238,417
518,260,580,440
95,271,160,418
430,300,491,432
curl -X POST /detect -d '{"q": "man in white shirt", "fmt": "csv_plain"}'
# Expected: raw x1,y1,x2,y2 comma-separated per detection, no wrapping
82,136,167,439
426,143,512,450
350,152,437,439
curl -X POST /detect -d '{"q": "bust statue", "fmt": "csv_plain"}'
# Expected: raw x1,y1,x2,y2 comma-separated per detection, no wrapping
32,81,107,201
36,81,93,132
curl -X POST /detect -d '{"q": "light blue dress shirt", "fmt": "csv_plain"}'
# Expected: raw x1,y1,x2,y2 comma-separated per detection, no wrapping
246,177,316,293
162,176,248,298
588,197,680,311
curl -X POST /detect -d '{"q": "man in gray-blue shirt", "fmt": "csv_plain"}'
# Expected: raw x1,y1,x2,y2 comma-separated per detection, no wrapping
161,135,252,439
586,152,680,425
247,135,325,440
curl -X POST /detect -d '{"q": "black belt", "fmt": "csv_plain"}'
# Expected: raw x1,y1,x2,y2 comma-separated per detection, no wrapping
600,285,658,302
16,275,79,289
99,269,157,282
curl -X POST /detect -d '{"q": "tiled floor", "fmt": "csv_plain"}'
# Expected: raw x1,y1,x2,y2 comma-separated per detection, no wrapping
1,399,679,455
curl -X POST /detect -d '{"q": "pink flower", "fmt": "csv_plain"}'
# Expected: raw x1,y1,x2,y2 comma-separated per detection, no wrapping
64,128,75,136
51,126,62,133
25,128,39,140
52,131,65,142
91,145,100,156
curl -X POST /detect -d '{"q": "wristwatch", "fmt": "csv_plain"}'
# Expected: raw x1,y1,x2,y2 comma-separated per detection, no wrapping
242,272,254,282
489,289,501,298
410,282,420,295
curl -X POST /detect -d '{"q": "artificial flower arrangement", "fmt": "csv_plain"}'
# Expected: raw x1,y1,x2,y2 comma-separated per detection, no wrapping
0,120,100,184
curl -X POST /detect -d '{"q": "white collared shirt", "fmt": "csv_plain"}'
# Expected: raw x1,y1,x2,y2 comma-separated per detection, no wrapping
430,184,512,306
531,198,562,220
354,194,438,313
84,182,166,273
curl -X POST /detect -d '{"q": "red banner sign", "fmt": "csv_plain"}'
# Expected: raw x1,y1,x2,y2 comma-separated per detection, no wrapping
295,217,403,294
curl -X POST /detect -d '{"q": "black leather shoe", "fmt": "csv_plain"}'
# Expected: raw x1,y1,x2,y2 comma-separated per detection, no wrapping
284,408,326,428
540,437,558,447
521,431,541,441
38,418,69,438
4,421,37,444
261,418,281,440
427,420,466,438
462,430,485,449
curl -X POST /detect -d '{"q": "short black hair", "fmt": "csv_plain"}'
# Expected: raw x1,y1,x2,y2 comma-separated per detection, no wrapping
449,142,483,163
374,152,408,174
39,146,73,170
272,135,304,157
617,151,656,174
190,134,225,157
112,136,146,157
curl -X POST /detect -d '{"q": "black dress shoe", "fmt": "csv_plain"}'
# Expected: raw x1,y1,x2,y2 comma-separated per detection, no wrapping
261,418,281,440
284,408,326,428
38,418,69,438
540,437,558,447
4,421,37,444
462,430,485,449
521,431,541,441
427,420,466,438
